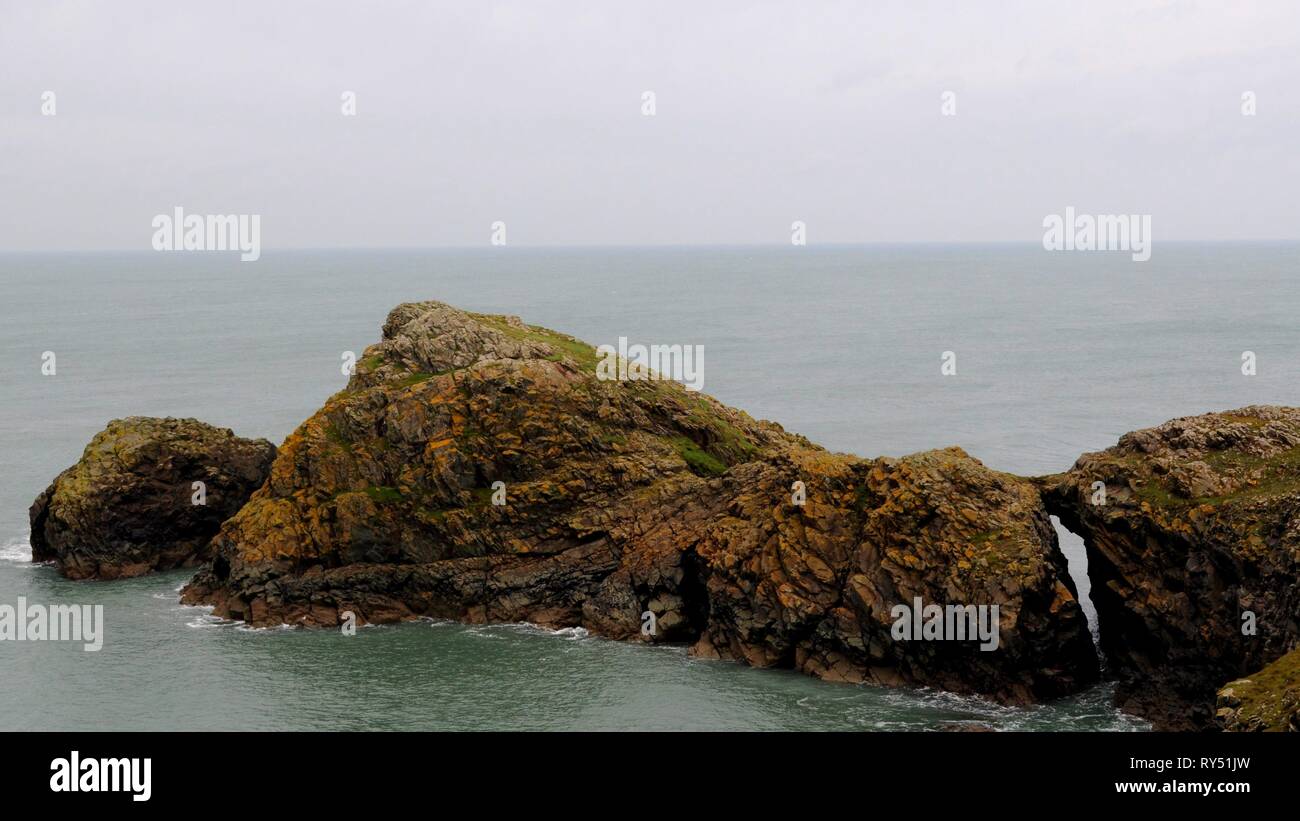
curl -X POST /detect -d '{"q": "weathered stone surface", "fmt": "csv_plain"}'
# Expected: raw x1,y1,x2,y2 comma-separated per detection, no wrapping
183,300,1098,703
30,417,276,579
1041,406,1300,730
1216,648,1300,732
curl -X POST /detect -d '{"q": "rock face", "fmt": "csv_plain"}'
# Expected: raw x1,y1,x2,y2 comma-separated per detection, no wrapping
30,417,276,579
1042,407,1300,730
1216,648,1300,732
183,301,1098,703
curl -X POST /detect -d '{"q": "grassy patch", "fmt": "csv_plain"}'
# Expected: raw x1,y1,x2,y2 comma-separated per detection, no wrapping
1133,479,1181,509
1205,444,1300,473
470,313,601,370
676,393,758,461
672,436,728,476
392,371,436,388
1130,445,1300,510
363,485,404,504
324,423,352,448
1219,413,1269,429
1222,649,1300,731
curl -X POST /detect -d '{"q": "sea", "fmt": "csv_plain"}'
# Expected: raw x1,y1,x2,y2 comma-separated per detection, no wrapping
3,242,1296,730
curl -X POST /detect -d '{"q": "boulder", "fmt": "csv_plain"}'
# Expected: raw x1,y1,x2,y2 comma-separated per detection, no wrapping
30,417,276,579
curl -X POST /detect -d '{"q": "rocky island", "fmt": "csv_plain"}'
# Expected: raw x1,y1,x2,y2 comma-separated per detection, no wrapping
179,301,1098,704
30,417,275,579
31,301,1300,730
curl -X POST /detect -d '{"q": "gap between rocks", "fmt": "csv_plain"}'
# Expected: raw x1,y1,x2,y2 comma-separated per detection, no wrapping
1051,515,1103,657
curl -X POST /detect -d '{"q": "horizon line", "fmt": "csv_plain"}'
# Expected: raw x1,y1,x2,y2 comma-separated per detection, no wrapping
4,238,1300,254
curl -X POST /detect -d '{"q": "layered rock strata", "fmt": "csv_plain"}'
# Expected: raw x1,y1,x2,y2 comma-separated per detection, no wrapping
181,301,1099,703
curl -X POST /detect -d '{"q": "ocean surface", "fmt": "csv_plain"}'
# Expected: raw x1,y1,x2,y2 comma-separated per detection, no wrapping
3,243,1297,731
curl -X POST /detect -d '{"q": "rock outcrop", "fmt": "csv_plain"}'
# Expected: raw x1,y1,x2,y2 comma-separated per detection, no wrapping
1216,648,1300,731
38,301,1300,726
1042,407,1300,730
182,301,1099,703
30,417,276,579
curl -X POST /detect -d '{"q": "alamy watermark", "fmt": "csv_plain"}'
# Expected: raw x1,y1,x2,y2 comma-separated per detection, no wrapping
152,207,261,261
1042,206,1151,262
0,597,103,651
890,596,1000,651
596,337,704,392
50,751,150,801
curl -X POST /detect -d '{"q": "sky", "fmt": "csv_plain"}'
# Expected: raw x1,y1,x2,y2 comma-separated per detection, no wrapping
2,0,1298,249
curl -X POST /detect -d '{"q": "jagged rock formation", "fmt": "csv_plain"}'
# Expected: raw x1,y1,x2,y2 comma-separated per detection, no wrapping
30,417,276,579
182,301,1099,703
1216,648,1300,731
1042,407,1300,730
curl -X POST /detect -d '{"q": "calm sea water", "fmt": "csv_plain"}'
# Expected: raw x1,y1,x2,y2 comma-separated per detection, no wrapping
4,243,1297,731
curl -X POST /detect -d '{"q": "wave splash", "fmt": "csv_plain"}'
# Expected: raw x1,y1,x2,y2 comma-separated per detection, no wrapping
0,535,36,566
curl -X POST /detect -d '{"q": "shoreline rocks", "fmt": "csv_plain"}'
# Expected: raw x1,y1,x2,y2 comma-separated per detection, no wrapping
181,301,1099,704
1041,406,1300,730
38,301,1297,729
30,417,276,579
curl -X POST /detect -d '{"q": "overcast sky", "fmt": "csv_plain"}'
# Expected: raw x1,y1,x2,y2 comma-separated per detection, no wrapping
2,0,1298,249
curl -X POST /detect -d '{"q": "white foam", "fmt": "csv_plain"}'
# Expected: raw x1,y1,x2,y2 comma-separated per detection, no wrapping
234,622,297,633
184,609,229,629
182,609,295,632
0,535,40,566
550,626,590,640
498,621,592,640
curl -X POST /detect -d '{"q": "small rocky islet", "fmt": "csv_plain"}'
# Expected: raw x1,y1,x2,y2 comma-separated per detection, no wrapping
29,417,275,580
29,300,1300,731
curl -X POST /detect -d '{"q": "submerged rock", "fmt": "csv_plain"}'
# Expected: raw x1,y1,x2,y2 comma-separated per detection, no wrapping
1216,648,1300,732
30,417,276,579
1041,406,1300,730
183,300,1098,703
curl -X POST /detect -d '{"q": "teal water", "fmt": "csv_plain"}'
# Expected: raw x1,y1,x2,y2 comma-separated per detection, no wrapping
4,244,1297,731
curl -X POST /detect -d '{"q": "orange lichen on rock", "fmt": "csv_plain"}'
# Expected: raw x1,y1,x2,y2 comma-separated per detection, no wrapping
181,300,1098,704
